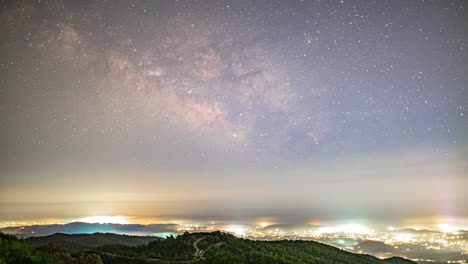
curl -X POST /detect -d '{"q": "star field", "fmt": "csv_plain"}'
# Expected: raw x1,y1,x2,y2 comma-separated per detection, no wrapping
0,0,467,224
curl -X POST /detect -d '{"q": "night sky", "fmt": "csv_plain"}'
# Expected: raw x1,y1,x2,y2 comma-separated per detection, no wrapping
1,0,467,227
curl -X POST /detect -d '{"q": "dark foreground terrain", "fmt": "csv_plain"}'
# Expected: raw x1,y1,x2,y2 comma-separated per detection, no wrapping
1,231,416,264
26,233,161,252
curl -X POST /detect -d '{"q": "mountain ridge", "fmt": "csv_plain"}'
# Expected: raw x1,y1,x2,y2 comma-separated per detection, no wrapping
94,231,417,264
26,232,161,252
1,231,418,264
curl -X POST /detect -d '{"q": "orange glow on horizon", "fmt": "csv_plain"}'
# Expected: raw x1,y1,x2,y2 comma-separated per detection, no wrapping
80,216,130,224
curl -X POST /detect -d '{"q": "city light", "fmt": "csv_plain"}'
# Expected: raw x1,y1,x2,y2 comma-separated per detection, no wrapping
439,224,459,233
80,216,129,225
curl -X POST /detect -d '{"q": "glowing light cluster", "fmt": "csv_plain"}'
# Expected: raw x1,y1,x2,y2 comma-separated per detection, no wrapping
80,216,129,225
439,224,459,233
317,224,371,234
225,225,246,236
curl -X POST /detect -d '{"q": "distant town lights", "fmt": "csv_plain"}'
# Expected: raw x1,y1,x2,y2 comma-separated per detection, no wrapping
80,216,129,225
337,224,371,234
439,224,458,233
226,226,246,236
257,222,271,228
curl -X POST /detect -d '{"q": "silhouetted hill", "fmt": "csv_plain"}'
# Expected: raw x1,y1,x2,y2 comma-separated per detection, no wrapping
26,232,161,252
0,232,104,264
1,231,418,264
385,256,419,264
355,240,396,254
96,231,417,264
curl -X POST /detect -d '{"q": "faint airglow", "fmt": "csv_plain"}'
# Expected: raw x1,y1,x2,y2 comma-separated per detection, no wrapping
80,216,129,224
340,224,371,234
317,224,371,234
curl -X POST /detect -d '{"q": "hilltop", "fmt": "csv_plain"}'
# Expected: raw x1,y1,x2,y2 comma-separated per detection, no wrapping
1,231,418,264
96,231,416,264
26,232,161,252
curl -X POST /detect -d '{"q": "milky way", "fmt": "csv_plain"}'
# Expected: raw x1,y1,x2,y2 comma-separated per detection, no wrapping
0,0,467,225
